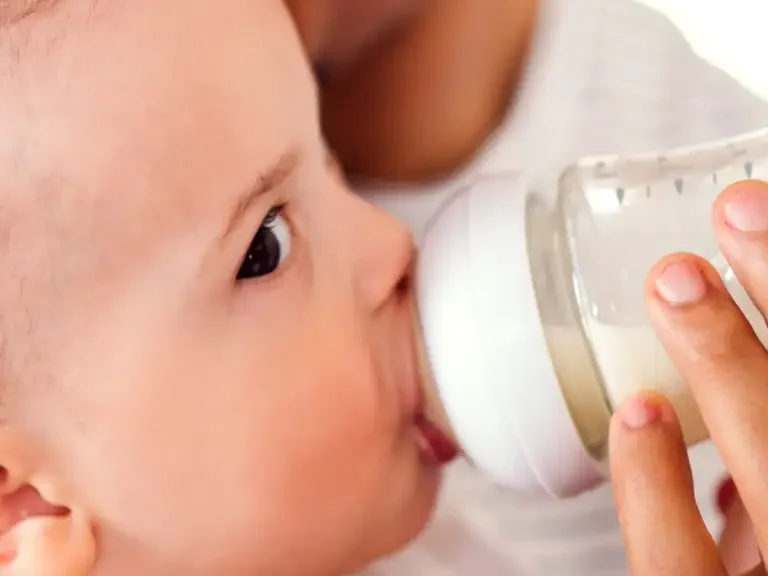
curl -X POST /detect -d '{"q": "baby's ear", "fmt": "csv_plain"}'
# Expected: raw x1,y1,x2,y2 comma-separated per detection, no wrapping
0,427,95,575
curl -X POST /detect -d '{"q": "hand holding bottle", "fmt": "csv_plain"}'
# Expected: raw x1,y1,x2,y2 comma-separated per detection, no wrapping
609,179,768,575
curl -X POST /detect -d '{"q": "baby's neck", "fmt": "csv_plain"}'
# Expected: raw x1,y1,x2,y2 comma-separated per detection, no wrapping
321,0,539,182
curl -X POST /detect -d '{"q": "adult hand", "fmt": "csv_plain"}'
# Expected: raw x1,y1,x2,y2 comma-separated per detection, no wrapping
610,180,768,575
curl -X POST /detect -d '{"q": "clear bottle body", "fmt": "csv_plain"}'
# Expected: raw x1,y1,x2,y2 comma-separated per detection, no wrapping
526,196,612,459
538,128,768,454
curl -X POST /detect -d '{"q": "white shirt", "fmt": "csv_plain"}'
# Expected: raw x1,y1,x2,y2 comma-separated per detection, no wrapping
359,0,768,574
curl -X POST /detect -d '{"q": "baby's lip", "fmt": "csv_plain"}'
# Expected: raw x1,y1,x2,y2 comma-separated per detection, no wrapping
412,413,459,465
406,346,459,466
397,299,459,466
397,306,423,420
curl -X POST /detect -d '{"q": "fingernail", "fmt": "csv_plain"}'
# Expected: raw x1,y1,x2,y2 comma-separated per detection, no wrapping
619,395,663,430
655,260,707,304
724,185,768,232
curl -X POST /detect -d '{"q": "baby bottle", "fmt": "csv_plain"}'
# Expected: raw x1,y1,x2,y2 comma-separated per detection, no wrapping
415,127,768,498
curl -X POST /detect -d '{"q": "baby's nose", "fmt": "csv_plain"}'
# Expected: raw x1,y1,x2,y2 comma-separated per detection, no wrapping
345,193,415,309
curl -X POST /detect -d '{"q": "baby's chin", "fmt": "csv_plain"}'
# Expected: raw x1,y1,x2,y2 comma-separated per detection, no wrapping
351,503,437,573
371,460,442,565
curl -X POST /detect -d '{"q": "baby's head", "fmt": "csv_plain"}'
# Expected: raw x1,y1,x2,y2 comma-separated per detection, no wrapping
0,0,442,573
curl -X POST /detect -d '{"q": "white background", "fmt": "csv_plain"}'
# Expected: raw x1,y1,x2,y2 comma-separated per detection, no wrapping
638,1,768,99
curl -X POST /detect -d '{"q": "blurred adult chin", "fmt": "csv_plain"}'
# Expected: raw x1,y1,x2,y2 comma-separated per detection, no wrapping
285,0,426,76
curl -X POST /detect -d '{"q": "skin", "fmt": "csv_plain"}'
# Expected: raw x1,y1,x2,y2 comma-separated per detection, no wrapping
286,0,540,180
610,180,768,575
0,0,444,573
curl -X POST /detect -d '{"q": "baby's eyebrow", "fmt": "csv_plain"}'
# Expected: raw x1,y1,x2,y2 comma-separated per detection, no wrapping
220,149,298,241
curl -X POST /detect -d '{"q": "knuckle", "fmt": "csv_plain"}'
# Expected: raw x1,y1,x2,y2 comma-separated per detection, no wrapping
673,295,754,364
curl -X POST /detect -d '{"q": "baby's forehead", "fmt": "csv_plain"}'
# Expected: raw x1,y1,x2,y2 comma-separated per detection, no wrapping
1,0,316,254
0,0,63,26
0,0,320,320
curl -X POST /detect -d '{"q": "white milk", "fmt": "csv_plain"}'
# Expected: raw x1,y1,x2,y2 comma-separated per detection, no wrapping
543,326,612,453
585,321,708,444
548,277,768,447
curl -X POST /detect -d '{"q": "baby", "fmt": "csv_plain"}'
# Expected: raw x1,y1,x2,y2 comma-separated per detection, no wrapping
0,0,453,574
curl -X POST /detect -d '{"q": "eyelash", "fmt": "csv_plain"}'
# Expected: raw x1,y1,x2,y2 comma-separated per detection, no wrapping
263,204,284,225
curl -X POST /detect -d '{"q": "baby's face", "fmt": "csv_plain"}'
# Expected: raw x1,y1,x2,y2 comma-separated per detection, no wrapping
0,0,440,573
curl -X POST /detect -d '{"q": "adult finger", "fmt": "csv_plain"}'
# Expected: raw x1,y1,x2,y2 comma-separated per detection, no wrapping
610,393,725,575
645,250,768,550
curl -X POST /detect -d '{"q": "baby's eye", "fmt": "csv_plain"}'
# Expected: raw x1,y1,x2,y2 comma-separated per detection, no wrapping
236,205,292,280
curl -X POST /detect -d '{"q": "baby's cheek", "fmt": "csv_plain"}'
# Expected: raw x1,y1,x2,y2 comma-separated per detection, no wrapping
66,355,270,555
297,313,383,413
283,326,397,475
